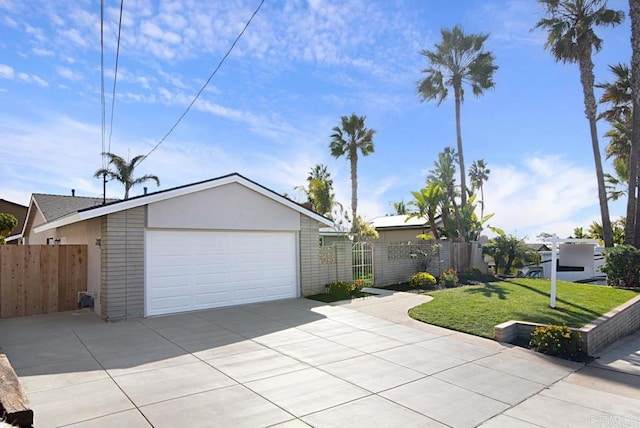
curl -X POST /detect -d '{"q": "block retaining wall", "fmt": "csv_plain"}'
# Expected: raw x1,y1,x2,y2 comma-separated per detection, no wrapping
495,294,640,356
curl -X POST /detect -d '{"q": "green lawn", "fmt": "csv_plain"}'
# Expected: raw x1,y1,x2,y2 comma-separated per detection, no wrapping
408,278,640,339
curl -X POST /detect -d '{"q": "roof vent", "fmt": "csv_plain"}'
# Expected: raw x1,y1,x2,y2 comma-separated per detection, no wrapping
144,187,148,195
71,189,75,197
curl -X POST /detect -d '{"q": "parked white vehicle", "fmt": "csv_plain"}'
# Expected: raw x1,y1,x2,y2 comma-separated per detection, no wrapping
521,243,605,283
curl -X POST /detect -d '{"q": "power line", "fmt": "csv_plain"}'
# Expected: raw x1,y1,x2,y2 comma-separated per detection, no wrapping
139,0,266,165
107,0,125,155
100,0,106,168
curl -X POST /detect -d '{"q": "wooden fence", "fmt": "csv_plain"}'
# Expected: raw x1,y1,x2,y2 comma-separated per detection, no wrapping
0,245,87,318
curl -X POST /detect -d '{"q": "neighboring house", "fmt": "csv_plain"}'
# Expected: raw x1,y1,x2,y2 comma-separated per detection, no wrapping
526,243,551,252
0,199,28,240
24,173,333,320
18,193,116,245
370,214,439,242
319,226,350,246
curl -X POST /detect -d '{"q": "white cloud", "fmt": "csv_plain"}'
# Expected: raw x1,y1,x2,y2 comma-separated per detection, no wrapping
483,155,600,239
0,63,47,86
56,66,83,81
0,63,14,78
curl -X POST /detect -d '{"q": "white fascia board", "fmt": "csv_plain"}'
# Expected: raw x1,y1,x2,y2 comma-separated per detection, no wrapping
34,174,333,233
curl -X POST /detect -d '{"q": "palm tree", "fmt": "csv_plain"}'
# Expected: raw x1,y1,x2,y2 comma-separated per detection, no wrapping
417,25,498,206
429,147,464,238
629,0,640,247
94,152,160,199
604,160,629,201
329,114,376,235
469,159,490,218
597,63,632,123
391,200,408,215
535,0,623,248
604,120,632,166
408,182,443,240
296,164,340,218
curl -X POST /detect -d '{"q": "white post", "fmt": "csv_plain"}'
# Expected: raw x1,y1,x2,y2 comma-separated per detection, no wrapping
550,233,557,308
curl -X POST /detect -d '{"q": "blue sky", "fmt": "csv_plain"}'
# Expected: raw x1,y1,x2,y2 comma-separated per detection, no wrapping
0,0,631,239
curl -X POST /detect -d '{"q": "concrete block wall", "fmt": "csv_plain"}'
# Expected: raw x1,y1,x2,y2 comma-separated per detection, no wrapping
495,295,640,357
100,206,145,320
580,295,640,356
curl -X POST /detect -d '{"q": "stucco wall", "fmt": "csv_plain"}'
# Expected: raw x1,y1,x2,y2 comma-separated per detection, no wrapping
377,228,427,243
101,206,145,320
56,217,103,315
26,210,47,245
147,183,300,231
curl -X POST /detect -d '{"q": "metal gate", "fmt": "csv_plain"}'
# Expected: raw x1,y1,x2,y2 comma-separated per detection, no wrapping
352,241,374,287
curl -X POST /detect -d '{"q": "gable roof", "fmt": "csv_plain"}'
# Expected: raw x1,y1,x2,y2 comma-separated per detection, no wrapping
18,194,118,239
33,194,115,222
34,173,333,233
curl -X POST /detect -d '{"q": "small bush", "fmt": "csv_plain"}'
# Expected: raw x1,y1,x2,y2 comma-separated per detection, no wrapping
327,280,358,300
465,267,483,277
600,245,640,288
530,324,581,359
439,268,459,288
409,272,437,289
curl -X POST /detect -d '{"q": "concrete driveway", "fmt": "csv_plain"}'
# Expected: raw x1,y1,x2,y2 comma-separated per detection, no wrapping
1,288,638,428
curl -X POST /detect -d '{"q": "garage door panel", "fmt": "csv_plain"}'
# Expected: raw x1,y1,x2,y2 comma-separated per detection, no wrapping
146,230,298,316
150,296,192,312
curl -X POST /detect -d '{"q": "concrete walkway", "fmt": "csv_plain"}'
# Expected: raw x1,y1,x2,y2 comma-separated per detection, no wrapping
0,289,638,427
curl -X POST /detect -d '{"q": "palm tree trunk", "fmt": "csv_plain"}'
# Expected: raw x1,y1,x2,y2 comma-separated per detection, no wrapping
628,0,640,248
454,82,467,206
480,184,485,219
350,149,358,238
428,213,439,240
578,45,614,247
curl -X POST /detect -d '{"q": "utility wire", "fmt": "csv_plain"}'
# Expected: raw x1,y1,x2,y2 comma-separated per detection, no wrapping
139,0,266,165
100,0,106,169
107,0,125,155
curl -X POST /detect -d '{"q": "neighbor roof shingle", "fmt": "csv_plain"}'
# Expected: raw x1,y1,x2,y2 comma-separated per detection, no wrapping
33,194,118,222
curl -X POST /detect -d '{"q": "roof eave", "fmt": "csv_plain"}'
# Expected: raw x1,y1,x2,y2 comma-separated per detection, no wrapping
33,174,334,233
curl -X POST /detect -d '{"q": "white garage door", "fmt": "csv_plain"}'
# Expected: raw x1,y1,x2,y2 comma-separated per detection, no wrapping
146,230,298,316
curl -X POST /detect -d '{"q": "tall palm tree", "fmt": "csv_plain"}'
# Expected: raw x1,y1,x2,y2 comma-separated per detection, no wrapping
629,0,640,247
469,159,490,218
94,152,160,199
417,25,498,206
535,0,623,248
329,114,376,235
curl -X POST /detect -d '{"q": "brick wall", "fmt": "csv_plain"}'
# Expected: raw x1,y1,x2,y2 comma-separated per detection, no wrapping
100,206,145,320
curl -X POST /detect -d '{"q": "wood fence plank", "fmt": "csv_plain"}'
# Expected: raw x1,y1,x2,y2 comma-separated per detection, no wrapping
0,246,11,318
40,246,58,314
0,245,86,319
57,246,68,312
13,248,25,318
70,245,87,309
25,246,41,316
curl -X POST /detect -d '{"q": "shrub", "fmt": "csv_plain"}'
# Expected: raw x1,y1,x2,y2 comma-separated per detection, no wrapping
439,268,459,288
409,272,437,289
530,324,581,359
465,267,483,277
327,280,358,300
600,245,640,288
